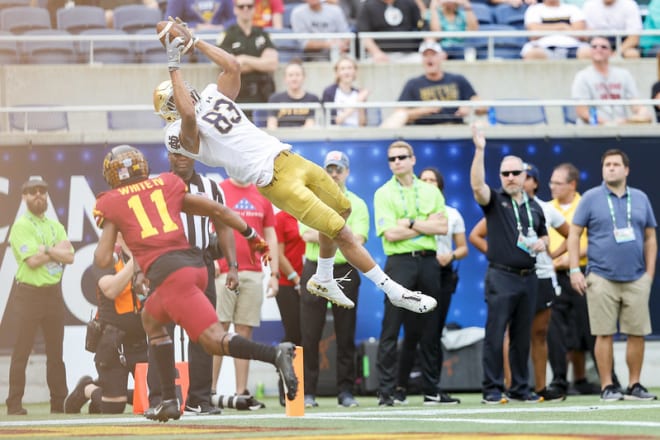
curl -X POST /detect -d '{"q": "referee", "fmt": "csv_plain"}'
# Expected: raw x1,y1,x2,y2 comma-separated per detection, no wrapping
147,152,230,415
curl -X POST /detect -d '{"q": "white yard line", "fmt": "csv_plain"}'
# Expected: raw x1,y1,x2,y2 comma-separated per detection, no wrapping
2,402,660,428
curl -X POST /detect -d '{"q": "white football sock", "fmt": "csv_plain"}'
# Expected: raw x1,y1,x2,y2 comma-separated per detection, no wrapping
314,257,335,282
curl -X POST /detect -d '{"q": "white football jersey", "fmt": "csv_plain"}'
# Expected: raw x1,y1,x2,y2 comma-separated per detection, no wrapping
165,84,291,186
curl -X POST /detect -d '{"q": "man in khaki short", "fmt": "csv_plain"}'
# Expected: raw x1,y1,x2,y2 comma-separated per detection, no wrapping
568,149,657,402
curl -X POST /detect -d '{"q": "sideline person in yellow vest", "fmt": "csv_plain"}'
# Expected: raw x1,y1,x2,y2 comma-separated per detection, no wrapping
6,177,74,415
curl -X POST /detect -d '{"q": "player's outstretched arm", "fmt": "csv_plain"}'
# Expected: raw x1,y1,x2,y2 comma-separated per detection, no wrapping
94,220,119,269
195,39,241,101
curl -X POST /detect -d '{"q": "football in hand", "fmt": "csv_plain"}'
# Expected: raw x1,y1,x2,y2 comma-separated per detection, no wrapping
156,20,195,54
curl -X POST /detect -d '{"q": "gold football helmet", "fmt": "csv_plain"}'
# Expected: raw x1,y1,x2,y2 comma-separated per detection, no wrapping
102,145,149,189
153,80,201,123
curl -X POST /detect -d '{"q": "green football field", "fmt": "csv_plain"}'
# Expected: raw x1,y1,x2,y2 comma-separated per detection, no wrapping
2,393,660,439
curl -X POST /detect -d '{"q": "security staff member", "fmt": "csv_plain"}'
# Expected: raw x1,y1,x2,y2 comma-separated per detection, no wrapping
470,125,548,404
6,177,74,415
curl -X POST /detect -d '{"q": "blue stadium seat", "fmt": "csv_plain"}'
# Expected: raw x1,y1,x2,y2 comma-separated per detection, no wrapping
78,28,137,64
113,4,162,34
1,6,51,34
9,105,68,131
0,30,18,63
562,105,577,124
57,5,106,34
489,102,547,125
492,4,527,29
472,3,494,25
0,0,31,8
107,110,165,130
20,29,78,64
134,27,164,63
470,24,522,59
269,28,303,63
252,109,268,128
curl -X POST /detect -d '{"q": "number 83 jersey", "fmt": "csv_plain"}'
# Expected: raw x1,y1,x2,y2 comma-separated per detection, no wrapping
94,172,191,275
164,84,290,187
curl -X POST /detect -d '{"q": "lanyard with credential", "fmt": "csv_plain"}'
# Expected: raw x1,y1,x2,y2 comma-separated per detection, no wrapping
606,187,631,229
27,215,56,246
397,177,420,219
512,193,534,234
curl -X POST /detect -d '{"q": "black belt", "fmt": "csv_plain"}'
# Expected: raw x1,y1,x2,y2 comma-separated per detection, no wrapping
489,262,535,276
393,250,437,258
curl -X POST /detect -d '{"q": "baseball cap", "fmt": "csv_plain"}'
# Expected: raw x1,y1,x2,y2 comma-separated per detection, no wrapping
525,163,540,182
21,177,48,193
418,40,443,54
324,151,349,169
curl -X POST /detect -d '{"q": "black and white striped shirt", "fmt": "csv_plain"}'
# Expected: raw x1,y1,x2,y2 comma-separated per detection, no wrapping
180,171,224,250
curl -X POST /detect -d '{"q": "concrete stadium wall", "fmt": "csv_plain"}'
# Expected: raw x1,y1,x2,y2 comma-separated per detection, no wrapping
0,58,657,131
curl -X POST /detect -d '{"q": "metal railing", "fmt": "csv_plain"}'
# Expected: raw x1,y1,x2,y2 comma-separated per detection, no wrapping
2,29,660,63
1,99,658,133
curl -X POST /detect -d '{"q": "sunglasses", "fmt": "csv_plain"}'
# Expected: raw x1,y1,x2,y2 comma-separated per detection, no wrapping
388,155,411,162
25,187,47,196
500,170,523,177
236,3,254,9
591,44,611,50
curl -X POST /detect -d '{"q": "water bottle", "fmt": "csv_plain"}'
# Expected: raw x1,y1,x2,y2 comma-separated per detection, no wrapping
488,107,497,126
589,107,598,125
255,382,265,400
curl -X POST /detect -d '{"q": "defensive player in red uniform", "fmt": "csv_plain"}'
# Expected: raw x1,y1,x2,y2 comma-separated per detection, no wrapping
93,144,297,422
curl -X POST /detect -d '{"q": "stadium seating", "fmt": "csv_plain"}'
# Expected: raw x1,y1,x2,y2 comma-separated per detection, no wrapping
78,28,136,64
20,29,77,64
9,105,68,131
0,30,18,64
562,105,578,124
112,4,162,34
472,3,494,25
56,5,106,34
489,102,547,125
133,28,164,64
1,6,51,34
492,4,527,29
107,110,165,130
269,28,303,63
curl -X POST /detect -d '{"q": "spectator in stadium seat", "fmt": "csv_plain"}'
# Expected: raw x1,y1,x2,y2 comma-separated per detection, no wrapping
165,0,235,31
571,36,651,124
218,0,278,120
321,55,369,127
267,59,321,128
582,0,642,58
521,0,591,60
356,0,425,63
427,0,479,59
381,40,485,127
291,0,351,61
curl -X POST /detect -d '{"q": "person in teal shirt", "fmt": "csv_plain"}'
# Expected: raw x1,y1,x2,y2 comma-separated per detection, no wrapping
372,141,451,407
299,151,369,409
6,178,74,416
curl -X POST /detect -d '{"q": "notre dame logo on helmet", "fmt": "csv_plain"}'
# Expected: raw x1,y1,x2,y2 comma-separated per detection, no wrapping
168,135,181,151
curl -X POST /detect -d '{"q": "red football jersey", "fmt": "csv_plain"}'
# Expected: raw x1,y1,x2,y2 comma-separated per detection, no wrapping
94,172,191,274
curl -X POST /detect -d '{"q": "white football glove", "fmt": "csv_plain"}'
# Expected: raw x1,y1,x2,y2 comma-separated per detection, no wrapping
165,31,185,71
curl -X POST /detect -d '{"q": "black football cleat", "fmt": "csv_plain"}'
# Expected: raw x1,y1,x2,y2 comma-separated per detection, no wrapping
274,342,298,401
144,398,181,422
